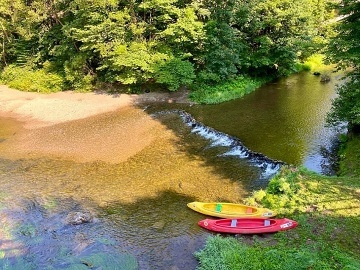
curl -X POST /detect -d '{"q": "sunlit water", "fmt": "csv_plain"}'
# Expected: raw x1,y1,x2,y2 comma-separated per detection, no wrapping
0,71,343,269
184,71,342,174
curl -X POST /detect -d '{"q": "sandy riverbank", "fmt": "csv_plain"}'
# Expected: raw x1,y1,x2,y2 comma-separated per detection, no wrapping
0,85,191,163
0,85,191,129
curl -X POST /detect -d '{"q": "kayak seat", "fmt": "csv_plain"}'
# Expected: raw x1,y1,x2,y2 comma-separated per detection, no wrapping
264,220,271,226
231,219,237,227
215,203,222,213
246,208,253,214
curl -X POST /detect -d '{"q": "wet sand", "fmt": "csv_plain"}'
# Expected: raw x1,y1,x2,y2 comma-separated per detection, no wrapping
0,85,191,163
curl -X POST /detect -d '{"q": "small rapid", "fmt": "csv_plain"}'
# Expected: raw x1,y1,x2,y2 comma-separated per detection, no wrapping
154,110,285,179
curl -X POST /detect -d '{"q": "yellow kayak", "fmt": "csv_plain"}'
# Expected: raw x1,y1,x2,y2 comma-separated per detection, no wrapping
187,202,276,218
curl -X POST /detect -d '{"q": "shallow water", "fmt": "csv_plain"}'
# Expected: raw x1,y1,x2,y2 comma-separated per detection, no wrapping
0,71,342,269
0,113,259,269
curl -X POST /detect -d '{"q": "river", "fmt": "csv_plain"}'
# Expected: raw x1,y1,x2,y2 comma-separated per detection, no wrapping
0,71,342,269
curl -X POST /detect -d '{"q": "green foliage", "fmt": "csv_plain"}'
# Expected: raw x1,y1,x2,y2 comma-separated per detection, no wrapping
155,58,195,91
190,75,266,104
63,55,95,91
197,19,246,83
195,235,360,270
0,65,65,93
0,0,335,94
302,54,327,71
66,0,204,87
245,165,360,217
326,0,360,129
245,166,308,213
337,135,360,177
326,74,360,128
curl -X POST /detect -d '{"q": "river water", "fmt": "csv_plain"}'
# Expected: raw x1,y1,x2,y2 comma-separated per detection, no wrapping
0,71,342,269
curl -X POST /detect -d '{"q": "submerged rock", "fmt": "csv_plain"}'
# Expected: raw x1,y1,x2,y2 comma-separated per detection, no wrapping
66,211,93,225
152,220,166,231
320,74,331,82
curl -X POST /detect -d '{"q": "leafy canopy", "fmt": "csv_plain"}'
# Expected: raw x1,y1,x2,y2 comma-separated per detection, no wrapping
326,0,360,131
0,0,335,93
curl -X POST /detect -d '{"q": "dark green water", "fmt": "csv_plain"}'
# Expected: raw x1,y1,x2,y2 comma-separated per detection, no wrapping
0,71,342,269
151,71,341,174
196,72,341,173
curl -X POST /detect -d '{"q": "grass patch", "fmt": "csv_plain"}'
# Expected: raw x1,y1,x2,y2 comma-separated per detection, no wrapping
195,166,360,269
338,135,360,177
189,76,267,104
196,234,360,270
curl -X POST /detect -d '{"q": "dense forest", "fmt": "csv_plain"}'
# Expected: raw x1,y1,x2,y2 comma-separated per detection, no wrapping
1,0,359,131
1,2,360,269
0,0,334,91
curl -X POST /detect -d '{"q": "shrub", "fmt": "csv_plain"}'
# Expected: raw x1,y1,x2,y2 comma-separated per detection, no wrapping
64,58,95,92
190,75,266,104
0,65,65,93
303,54,326,71
155,58,195,91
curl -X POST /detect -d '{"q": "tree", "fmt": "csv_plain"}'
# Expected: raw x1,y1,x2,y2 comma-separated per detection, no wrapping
326,0,360,133
238,0,334,76
0,0,335,93
68,0,204,86
195,0,334,84
155,57,195,91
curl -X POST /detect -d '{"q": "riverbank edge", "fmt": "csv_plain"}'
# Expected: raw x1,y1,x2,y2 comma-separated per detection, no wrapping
195,166,360,269
0,84,193,129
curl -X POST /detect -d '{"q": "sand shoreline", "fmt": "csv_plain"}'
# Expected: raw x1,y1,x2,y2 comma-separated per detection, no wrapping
0,85,140,128
0,85,191,163
0,85,192,129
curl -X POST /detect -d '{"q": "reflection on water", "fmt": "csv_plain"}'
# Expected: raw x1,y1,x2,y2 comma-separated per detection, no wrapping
182,71,342,172
0,71,343,269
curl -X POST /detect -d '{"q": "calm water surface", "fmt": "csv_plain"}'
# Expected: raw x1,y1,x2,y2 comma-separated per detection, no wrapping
0,71,342,269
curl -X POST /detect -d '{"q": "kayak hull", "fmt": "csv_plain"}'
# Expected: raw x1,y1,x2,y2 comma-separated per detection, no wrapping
198,218,298,234
187,202,276,218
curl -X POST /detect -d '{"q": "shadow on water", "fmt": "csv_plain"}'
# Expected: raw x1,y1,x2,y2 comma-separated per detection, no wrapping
100,190,210,270
0,195,138,270
0,189,210,270
146,110,283,188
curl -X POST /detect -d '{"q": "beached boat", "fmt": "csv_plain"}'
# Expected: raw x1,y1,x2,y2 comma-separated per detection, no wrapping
198,217,298,234
187,202,276,218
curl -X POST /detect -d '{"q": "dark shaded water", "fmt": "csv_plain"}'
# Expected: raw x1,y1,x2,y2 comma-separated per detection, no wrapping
0,71,342,269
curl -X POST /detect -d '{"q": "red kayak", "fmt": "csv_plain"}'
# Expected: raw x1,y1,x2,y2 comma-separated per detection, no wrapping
198,218,298,234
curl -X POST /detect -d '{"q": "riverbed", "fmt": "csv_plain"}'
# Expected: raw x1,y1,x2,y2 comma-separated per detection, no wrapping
0,71,342,269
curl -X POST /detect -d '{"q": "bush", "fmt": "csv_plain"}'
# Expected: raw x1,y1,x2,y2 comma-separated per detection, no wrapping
0,65,65,93
244,166,305,213
190,75,266,104
155,58,195,91
303,54,326,71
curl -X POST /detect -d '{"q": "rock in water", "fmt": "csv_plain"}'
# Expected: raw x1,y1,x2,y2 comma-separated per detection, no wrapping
66,211,93,225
